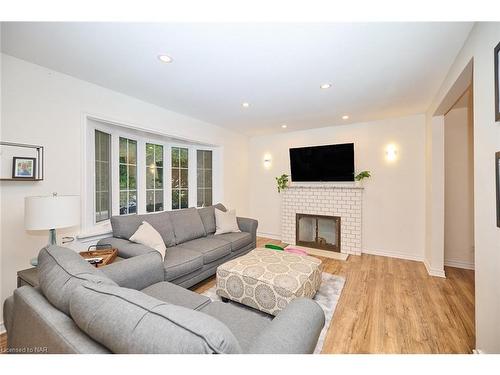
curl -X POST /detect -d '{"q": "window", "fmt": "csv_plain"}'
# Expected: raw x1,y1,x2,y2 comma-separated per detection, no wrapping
171,147,189,210
95,130,111,222
146,143,164,212
119,137,137,215
197,150,212,207
87,118,220,231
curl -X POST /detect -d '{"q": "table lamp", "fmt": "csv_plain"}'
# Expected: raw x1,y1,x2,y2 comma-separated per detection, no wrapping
25,193,80,266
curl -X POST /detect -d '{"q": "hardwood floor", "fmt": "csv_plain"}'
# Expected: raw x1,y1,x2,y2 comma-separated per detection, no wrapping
193,237,475,354
0,237,474,354
0,332,6,354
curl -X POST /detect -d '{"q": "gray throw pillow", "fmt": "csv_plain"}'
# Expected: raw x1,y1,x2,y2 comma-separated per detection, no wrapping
169,207,207,244
198,203,226,234
70,283,242,354
38,245,117,315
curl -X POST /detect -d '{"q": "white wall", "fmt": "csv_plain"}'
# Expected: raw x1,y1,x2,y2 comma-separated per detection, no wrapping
0,54,249,328
248,114,426,260
426,22,500,353
444,102,474,269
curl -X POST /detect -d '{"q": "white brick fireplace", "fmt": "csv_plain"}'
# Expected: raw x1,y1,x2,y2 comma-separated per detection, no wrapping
281,184,363,255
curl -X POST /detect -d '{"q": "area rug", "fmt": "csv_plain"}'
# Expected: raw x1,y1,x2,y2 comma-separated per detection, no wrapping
201,272,345,354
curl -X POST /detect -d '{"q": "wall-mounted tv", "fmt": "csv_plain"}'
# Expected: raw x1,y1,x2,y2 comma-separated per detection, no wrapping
289,143,354,182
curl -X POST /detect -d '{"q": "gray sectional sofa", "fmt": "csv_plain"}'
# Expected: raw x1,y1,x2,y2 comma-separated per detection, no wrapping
3,246,325,354
97,203,258,288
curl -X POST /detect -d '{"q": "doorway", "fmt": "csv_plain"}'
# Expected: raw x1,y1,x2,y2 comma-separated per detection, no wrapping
444,87,475,270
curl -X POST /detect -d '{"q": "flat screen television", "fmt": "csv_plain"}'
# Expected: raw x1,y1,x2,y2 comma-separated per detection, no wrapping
289,143,354,182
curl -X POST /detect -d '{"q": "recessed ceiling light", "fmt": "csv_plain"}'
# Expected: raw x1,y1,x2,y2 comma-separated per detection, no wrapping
342,115,349,120
158,54,173,63
320,83,332,89
242,102,250,108
281,124,287,129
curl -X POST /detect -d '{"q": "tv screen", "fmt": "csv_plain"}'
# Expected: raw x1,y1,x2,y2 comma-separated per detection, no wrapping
289,143,354,182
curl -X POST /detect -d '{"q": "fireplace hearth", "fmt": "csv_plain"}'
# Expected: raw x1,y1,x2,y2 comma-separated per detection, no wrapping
296,213,341,252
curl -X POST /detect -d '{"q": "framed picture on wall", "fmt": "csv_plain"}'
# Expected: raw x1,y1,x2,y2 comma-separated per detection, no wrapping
495,41,500,122
496,152,500,228
12,157,36,179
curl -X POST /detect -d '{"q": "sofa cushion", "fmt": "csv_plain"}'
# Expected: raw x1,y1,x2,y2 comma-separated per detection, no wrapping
141,281,211,310
110,211,176,247
38,246,117,315
198,203,226,234
212,232,252,251
69,283,242,354
178,237,232,264
163,247,204,281
169,207,206,244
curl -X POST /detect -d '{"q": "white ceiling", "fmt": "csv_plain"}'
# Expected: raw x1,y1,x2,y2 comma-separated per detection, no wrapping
1,22,473,136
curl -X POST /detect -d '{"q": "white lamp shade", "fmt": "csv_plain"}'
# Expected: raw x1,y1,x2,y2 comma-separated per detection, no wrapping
25,195,80,230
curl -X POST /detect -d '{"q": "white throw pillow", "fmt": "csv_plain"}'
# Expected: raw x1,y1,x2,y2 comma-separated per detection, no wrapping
129,221,166,255
214,208,241,235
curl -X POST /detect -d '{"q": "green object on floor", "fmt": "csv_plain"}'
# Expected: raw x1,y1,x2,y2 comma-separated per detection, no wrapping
265,244,284,251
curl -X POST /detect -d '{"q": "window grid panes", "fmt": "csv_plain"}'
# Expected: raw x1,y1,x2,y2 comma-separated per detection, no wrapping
95,130,111,222
146,143,164,212
171,147,189,210
119,137,137,215
197,150,213,207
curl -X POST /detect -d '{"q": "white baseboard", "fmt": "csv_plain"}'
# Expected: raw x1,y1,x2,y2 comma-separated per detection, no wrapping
473,349,486,354
257,231,282,241
362,248,424,262
444,259,475,270
424,259,446,278
0,322,5,335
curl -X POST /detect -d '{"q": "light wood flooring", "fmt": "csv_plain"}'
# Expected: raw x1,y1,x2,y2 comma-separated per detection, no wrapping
194,237,475,354
0,237,475,354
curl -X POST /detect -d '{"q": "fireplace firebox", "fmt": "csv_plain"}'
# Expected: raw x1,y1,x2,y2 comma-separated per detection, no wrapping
295,213,341,252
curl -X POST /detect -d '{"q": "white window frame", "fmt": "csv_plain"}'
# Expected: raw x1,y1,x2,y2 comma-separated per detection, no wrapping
81,115,220,235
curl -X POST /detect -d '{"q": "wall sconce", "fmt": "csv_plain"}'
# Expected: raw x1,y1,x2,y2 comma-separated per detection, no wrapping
263,154,272,169
385,144,398,162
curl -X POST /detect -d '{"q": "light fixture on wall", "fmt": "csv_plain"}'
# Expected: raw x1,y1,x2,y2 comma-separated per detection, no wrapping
263,154,272,169
385,144,398,162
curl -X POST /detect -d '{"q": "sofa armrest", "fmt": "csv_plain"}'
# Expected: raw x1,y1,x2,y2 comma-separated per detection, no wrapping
97,237,154,258
248,298,325,354
7,287,109,353
237,217,258,244
101,251,164,290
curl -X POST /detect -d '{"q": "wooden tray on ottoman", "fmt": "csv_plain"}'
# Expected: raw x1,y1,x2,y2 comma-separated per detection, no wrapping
79,248,118,268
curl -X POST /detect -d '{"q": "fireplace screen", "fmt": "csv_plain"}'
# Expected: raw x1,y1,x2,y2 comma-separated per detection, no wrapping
296,213,341,252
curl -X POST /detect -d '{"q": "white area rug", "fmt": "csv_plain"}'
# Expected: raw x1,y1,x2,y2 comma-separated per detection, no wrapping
201,272,345,353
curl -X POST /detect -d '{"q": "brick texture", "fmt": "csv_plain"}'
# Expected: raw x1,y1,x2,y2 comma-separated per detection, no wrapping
282,185,363,255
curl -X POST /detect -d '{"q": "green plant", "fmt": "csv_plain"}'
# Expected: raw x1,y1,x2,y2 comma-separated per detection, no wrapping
275,174,289,193
355,170,371,181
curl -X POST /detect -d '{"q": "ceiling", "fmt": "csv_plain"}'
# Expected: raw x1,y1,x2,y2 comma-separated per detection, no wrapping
1,22,473,136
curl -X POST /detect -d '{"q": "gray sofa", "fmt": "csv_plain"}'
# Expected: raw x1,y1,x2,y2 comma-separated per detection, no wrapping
97,204,258,288
3,246,325,354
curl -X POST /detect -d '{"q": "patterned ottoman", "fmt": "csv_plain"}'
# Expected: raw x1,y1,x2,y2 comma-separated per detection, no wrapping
215,248,323,316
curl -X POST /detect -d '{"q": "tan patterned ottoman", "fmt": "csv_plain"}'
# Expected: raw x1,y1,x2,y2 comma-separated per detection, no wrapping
215,248,323,316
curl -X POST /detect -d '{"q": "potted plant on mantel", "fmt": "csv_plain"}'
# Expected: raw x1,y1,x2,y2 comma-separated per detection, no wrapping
354,170,371,187
275,174,289,193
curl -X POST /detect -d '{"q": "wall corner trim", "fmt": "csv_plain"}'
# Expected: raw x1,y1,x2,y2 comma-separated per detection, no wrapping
424,259,446,278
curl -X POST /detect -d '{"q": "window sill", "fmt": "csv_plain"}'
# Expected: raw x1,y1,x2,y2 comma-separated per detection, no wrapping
77,223,113,242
